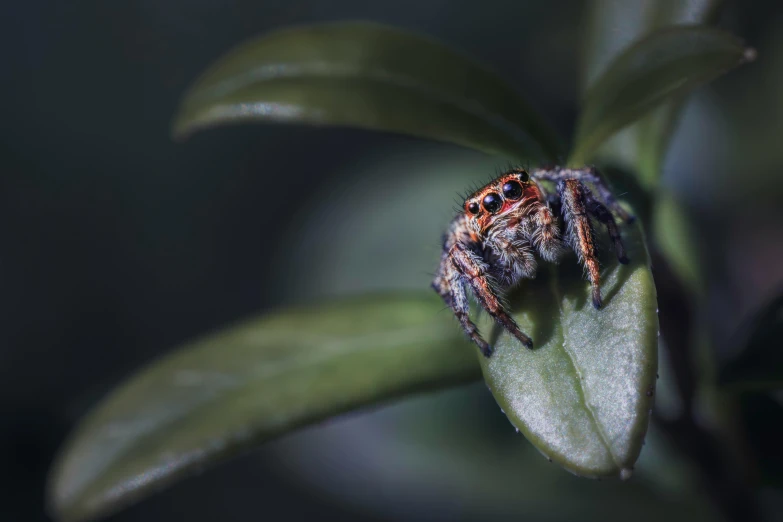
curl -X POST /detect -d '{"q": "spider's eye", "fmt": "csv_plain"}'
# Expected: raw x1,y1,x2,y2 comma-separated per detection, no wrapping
467,201,480,215
502,180,523,200
482,192,503,213
517,170,529,182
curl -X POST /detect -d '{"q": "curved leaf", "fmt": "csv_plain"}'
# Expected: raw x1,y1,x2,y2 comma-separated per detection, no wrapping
635,0,724,189
478,221,659,477
173,22,562,161
48,226,659,521
652,192,706,295
47,294,480,522
719,292,783,391
570,26,753,166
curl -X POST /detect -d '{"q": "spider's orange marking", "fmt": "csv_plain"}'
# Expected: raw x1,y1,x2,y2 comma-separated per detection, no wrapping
473,182,539,232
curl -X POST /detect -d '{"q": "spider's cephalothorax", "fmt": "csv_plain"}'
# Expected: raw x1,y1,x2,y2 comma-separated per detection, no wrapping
432,166,634,357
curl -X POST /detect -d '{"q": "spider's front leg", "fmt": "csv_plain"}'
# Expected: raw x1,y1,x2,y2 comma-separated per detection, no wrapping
449,242,534,350
432,261,493,357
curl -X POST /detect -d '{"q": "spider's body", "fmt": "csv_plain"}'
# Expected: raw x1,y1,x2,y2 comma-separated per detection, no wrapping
432,166,633,357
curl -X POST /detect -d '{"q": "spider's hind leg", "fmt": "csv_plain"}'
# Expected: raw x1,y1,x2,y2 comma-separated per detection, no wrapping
532,165,635,224
558,179,604,309
582,166,635,224
587,197,629,265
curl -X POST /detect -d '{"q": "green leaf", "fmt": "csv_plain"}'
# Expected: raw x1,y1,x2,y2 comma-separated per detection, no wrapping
570,26,752,166
634,0,724,189
47,294,480,522
651,192,706,295
581,0,723,92
478,220,659,478
172,22,562,161
719,292,783,391
49,225,659,520
634,100,687,189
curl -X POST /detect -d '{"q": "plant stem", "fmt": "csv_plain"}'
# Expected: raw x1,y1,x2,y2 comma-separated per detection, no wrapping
652,251,762,522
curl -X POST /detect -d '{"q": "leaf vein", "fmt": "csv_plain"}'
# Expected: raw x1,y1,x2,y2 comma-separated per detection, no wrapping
548,271,620,470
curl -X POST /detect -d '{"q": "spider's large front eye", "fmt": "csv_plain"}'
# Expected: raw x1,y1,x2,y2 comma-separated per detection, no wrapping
467,201,480,215
502,180,523,200
482,192,502,213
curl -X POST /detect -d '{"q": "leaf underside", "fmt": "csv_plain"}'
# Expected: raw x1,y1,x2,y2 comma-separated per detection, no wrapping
172,22,562,161
570,26,751,165
581,0,724,186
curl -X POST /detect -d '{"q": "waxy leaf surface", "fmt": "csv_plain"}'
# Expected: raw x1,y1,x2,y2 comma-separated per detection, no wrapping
48,295,479,522
478,222,659,477
50,223,660,522
51,20,667,522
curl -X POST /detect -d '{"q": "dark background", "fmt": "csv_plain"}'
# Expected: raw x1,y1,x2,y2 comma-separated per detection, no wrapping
2,1,782,521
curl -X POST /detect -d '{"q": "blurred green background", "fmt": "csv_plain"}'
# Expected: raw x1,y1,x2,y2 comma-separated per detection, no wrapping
2,1,782,521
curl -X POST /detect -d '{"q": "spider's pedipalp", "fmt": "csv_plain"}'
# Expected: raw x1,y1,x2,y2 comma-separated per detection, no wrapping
485,230,537,286
526,204,567,263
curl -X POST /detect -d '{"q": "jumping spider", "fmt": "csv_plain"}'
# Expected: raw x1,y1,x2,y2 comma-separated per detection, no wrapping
432,166,634,357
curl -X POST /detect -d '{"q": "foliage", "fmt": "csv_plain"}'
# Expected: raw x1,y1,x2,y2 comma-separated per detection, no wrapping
48,9,758,522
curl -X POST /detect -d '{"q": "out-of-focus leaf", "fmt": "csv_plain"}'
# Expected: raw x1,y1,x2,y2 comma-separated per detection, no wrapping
582,0,727,313
720,293,783,391
478,221,659,478
172,22,562,161
570,26,752,166
582,0,724,92
723,21,783,199
275,388,719,522
634,101,687,189
47,294,480,522
739,393,783,487
634,0,724,189
651,192,706,295
582,0,726,179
